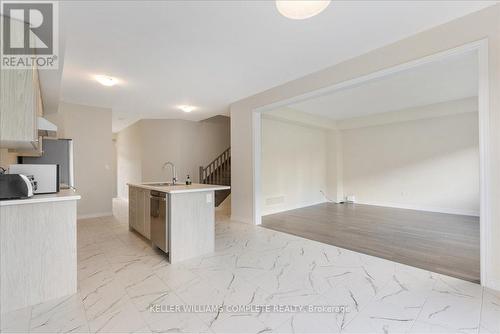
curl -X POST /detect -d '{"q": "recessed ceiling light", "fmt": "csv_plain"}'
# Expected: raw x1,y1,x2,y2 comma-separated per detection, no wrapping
276,0,330,20
95,75,118,87
178,105,196,113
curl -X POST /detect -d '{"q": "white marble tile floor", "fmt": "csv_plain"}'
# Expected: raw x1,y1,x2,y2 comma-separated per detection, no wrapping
1,202,497,334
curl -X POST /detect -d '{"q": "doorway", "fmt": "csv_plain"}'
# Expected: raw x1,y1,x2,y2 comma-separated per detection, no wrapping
252,40,490,284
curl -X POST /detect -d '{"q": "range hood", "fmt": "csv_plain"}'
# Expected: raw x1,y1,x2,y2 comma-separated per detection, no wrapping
37,117,58,137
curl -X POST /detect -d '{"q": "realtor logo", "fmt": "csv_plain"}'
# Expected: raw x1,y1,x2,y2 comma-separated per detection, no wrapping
1,1,58,69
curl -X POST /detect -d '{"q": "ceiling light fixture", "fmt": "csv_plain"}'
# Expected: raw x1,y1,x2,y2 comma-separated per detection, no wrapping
276,0,330,20
95,75,118,87
178,105,196,113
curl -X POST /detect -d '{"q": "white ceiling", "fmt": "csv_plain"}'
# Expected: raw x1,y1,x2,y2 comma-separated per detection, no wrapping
288,51,478,120
52,1,496,132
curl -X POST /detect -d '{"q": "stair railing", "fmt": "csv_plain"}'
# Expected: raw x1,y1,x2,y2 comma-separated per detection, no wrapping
199,147,230,185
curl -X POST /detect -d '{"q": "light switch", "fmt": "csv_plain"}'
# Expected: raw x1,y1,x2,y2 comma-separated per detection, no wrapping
206,193,213,203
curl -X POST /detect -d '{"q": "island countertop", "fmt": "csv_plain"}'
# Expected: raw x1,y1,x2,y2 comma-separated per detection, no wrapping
0,189,81,207
128,182,230,193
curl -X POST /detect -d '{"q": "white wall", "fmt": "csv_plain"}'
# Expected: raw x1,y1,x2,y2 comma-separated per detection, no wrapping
115,121,142,199
230,5,500,289
326,129,343,203
116,116,230,200
262,101,479,216
342,112,479,216
47,102,115,218
140,117,230,183
261,117,327,215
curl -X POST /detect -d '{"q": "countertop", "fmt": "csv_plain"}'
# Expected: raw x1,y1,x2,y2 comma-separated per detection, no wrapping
128,182,230,194
0,189,81,207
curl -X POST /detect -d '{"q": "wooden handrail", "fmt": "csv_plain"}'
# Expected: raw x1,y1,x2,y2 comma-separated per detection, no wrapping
199,147,230,185
207,147,230,170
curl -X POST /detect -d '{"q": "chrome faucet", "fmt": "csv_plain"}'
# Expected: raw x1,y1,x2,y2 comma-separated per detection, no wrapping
162,161,177,185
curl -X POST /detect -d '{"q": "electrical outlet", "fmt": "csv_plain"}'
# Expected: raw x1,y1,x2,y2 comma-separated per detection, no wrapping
206,193,213,203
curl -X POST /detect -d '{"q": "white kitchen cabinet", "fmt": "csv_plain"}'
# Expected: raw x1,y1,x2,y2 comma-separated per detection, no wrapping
127,183,229,264
129,186,138,231
6,68,44,155
0,192,80,313
0,18,43,150
135,188,151,239
0,67,39,149
128,186,151,239
9,136,44,157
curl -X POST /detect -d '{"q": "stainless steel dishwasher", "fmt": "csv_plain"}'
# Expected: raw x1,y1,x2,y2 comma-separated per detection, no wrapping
150,191,169,253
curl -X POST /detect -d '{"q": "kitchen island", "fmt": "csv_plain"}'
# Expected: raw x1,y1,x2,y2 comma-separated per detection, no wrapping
0,189,81,313
127,182,230,263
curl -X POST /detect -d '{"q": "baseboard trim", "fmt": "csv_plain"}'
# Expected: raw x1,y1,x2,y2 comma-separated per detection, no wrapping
230,215,253,225
354,200,480,217
485,279,500,292
78,212,113,219
262,199,327,216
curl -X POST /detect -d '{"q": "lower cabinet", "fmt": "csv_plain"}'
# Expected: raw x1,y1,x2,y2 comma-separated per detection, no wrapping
128,186,151,239
128,186,137,233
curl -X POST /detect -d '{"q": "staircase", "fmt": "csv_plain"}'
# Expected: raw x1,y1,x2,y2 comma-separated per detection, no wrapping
199,147,231,207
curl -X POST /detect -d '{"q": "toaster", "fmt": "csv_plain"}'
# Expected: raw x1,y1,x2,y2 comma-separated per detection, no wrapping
0,174,35,200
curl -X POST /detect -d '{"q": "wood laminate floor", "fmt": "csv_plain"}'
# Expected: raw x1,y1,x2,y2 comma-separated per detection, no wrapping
261,202,480,283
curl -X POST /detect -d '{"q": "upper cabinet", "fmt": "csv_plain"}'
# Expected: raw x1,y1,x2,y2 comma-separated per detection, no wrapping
0,65,42,150
0,16,46,152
